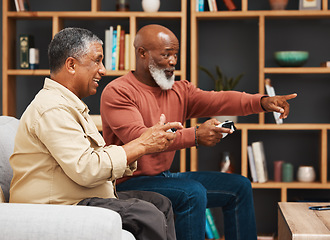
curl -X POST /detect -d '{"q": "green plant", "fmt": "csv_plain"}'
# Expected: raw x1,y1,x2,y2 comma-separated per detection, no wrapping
199,65,244,91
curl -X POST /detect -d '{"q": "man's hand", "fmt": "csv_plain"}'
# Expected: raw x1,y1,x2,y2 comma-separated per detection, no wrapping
140,114,183,154
123,114,183,164
197,118,233,147
261,93,297,119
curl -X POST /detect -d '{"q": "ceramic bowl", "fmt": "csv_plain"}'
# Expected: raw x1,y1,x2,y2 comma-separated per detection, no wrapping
274,51,309,67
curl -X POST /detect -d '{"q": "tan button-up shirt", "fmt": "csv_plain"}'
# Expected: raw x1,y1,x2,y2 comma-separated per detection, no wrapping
10,78,136,205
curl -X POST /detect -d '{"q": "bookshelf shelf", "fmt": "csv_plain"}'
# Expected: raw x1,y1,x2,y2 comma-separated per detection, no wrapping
252,181,330,189
7,11,185,19
236,123,330,130
7,69,50,76
195,10,330,19
7,69,184,77
264,67,330,74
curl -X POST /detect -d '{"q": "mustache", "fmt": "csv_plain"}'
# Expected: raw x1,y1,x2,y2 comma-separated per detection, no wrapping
165,67,175,71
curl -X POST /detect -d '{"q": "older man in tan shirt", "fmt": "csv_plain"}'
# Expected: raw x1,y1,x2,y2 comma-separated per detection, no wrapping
9,27,182,240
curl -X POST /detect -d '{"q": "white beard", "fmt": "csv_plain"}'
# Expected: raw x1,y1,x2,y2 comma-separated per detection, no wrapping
149,58,175,90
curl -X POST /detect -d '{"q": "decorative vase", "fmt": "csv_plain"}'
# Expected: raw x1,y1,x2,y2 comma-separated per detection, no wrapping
220,152,233,173
297,166,316,182
142,0,160,12
213,116,238,123
274,160,284,182
269,0,288,10
282,163,293,182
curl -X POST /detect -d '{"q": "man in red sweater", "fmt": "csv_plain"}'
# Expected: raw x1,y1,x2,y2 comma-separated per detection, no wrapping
100,24,296,240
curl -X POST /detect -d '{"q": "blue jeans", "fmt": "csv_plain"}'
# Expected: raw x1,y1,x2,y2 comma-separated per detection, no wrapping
117,171,257,240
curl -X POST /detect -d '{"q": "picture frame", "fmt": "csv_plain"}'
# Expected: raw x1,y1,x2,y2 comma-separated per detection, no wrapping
299,0,321,10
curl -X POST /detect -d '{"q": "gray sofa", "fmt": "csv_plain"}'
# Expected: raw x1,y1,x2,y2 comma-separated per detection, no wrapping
0,116,135,240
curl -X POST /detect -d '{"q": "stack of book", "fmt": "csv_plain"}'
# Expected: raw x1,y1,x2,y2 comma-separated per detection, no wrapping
104,25,130,71
247,141,268,183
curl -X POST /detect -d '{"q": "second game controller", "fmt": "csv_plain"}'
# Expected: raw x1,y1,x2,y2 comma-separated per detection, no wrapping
166,128,177,133
216,120,236,138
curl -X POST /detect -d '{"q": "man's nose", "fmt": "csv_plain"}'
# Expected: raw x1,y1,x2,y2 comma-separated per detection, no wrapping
99,62,106,76
169,56,177,66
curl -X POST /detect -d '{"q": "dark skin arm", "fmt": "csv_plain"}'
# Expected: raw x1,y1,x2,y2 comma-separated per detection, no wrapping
197,93,297,147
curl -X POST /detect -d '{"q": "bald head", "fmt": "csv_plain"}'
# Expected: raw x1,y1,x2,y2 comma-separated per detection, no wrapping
133,24,179,90
134,24,179,51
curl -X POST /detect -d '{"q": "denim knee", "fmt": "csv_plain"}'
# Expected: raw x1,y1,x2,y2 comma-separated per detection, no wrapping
234,174,253,198
176,181,207,210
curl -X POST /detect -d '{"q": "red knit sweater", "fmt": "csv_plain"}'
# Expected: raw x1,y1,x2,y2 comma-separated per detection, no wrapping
100,72,264,182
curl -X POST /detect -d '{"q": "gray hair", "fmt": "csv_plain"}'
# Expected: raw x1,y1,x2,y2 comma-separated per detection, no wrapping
48,27,103,74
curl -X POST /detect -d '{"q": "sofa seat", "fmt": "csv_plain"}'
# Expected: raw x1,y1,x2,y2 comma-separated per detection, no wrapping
0,116,135,240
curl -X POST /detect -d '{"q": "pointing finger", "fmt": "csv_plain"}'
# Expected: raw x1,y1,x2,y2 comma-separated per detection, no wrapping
283,93,297,100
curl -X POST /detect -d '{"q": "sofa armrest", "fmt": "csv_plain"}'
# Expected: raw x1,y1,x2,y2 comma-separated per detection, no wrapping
0,203,135,240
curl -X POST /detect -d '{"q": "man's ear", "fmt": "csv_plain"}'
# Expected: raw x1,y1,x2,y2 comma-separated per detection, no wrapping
65,57,76,74
137,47,147,59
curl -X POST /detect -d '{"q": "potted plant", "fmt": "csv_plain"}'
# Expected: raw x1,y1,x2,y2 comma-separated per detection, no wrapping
199,65,244,123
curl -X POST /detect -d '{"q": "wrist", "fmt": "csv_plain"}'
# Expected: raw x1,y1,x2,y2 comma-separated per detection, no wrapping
123,139,146,164
195,126,199,149
260,96,268,111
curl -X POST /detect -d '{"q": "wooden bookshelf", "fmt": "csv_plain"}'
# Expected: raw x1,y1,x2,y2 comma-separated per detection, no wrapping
2,0,187,171
190,0,330,203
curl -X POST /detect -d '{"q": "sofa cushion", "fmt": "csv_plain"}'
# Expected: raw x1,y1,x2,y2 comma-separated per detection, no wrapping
0,116,19,202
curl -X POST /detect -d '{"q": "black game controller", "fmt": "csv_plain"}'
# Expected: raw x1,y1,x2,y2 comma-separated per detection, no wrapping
216,120,236,138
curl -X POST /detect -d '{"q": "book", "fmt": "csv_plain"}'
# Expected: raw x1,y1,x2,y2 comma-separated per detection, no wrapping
22,0,30,11
251,141,268,183
205,208,220,239
196,0,199,12
119,29,125,70
18,0,30,11
19,34,34,69
115,25,122,70
198,0,204,12
247,145,258,182
14,0,20,11
207,0,214,11
205,219,214,239
265,78,283,124
105,26,114,70
111,30,117,70
211,0,218,11
104,29,111,70
320,61,330,67
223,0,236,10
124,33,130,70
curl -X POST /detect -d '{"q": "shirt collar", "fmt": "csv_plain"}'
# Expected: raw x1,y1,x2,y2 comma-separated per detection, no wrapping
43,77,90,115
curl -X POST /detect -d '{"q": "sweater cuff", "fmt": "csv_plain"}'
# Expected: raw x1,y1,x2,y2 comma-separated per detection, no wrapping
260,96,268,111
182,127,196,148
250,94,267,113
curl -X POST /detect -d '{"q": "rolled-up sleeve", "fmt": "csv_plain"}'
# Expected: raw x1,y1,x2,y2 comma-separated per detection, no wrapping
104,145,137,179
